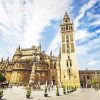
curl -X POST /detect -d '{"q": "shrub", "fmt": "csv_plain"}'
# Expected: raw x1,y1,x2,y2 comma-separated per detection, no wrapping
44,87,48,94
0,73,6,83
44,87,48,97
26,86,31,98
0,90,3,98
56,86,59,96
63,86,66,94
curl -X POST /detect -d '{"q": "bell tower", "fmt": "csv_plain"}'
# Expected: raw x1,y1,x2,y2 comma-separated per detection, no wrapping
60,12,80,87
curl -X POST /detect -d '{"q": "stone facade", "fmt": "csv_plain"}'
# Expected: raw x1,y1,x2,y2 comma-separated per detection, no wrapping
79,70,100,88
0,45,58,85
60,12,80,87
0,12,80,87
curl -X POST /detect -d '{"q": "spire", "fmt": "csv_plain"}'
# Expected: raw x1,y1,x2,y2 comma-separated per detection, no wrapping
39,43,41,51
38,43,41,51
63,11,70,24
50,50,52,56
17,45,20,51
64,11,69,19
59,48,61,58
18,45,20,50
1,57,3,62
6,57,9,62
85,67,88,70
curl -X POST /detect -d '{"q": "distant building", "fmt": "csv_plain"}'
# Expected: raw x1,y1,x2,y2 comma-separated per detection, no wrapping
0,12,80,88
79,70,100,88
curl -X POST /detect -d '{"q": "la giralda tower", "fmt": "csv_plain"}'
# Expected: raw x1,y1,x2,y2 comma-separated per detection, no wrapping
60,12,80,87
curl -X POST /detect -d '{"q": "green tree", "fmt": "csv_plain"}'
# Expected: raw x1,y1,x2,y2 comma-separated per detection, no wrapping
56,85,59,96
91,79,98,89
0,73,6,83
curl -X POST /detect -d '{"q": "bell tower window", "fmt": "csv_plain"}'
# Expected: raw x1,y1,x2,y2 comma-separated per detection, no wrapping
66,25,68,30
71,26,73,30
69,26,70,30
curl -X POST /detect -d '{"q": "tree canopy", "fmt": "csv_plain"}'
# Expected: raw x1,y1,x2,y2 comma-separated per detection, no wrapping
91,79,98,85
0,73,6,83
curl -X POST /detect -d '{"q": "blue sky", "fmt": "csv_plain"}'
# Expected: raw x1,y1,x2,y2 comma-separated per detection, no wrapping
0,0,100,70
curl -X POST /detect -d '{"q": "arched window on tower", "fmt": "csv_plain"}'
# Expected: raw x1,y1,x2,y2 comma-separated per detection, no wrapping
66,25,68,30
66,35,69,42
69,26,70,30
68,55,70,59
66,61,68,67
54,62,56,69
62,34,65,42
61,27,63,31
70,34,73,41
70,60,72,66
71,43,74,53
62,44,65,53
63,27,65,31
67,49,70,54
67,69,72,79
71,26,73,30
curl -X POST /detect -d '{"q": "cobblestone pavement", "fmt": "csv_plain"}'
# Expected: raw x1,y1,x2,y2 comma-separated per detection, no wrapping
1,86,100,100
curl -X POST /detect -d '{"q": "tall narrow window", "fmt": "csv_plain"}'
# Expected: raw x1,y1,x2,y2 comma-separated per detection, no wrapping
71,26,73,30
66,25,68,30
70,60,72,66
67,44,69,48
62,34,65,42
70,34,73,41
71,43,74,52
61,27,63,31
62,44,65,53
69,26,70,30
66,35,69,42
66,61,68,67
54,63,56,69
63,27,65,31
67,49,70,54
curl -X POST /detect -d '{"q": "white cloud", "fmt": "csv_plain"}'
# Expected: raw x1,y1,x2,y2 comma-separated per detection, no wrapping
47,0,98,57
87,12,100,19
47,30,60,56
91,20,100,26
74,0,98,31
75,29,91,40
88,60,99,66
0,0,73,58
77,45,89,55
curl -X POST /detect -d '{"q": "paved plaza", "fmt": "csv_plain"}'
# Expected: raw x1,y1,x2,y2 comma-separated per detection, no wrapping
1,86,100,100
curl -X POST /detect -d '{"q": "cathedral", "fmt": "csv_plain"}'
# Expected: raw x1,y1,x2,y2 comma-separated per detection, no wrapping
0,12,80,88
